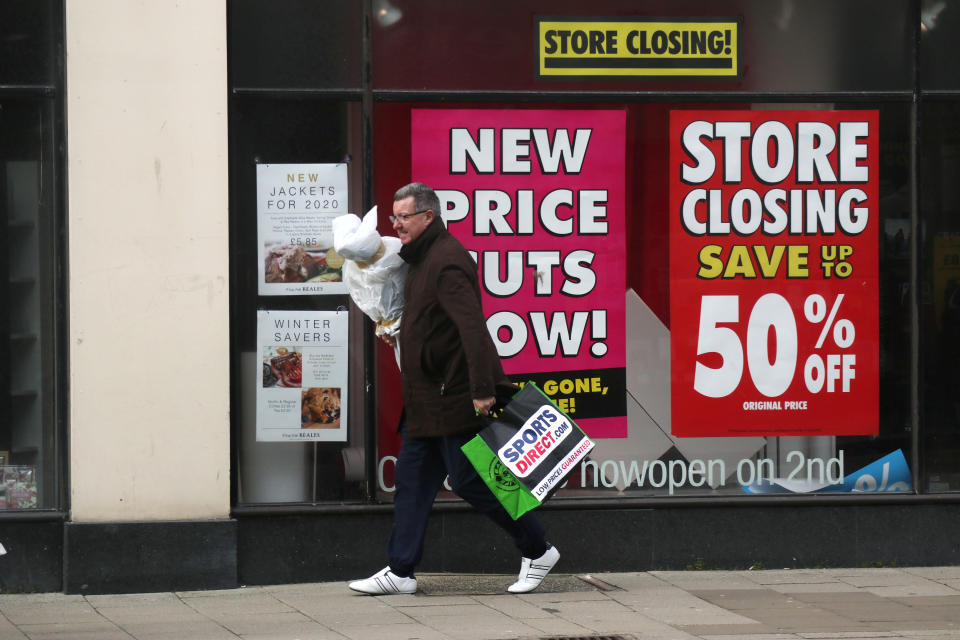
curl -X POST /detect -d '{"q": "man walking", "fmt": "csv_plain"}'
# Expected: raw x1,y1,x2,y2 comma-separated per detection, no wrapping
349,182,559,595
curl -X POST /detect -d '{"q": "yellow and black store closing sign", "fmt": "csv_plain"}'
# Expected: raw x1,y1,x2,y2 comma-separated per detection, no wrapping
536,17,741,79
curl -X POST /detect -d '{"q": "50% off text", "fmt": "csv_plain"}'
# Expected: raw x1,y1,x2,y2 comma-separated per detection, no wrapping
694,293,856,398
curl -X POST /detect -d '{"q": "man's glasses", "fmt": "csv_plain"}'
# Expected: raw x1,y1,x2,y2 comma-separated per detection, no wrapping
389,209,429,223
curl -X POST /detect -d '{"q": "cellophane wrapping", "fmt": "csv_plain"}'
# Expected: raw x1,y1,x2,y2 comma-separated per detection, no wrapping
333,207,408,342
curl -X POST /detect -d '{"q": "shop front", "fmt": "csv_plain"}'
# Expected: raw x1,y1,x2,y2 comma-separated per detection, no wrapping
2,0,960,594
228,0,959,587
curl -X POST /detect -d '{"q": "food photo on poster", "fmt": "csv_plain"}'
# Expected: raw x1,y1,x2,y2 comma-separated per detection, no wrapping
262,346,302,388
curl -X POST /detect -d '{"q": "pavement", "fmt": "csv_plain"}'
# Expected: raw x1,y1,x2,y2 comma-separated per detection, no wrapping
2,567,960,640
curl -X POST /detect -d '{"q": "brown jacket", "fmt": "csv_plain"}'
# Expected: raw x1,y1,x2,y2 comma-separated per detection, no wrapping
397,218,513,438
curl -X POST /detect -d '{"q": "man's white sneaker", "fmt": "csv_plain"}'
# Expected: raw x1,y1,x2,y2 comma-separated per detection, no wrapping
348,566,417,595
507,545,560,593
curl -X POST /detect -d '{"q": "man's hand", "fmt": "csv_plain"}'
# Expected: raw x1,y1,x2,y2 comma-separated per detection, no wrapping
473,396,495,416
380,333,396,347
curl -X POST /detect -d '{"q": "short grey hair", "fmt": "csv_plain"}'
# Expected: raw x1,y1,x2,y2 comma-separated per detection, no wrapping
394,182,441,215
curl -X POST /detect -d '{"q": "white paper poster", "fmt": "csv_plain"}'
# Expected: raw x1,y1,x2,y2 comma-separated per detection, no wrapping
256,163,349,295
256,310,349,442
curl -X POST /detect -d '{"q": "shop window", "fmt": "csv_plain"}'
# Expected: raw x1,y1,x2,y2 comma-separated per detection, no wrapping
229,0,363,91
1,100,60,510
227,0,931,506
371,0,912,93
920,101,960,493
919,0,960,492
372,100,914,501
1,1,63,512
0,0,58,87
229,97,368,504
920,0,960,91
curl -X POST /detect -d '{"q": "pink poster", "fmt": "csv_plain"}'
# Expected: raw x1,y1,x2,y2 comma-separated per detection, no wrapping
411,108,627,438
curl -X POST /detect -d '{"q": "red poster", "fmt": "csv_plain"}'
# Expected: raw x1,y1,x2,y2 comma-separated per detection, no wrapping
669,110,879,437
412,108,627,438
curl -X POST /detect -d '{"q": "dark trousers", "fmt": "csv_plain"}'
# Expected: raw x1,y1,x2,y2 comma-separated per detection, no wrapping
387,425,548,577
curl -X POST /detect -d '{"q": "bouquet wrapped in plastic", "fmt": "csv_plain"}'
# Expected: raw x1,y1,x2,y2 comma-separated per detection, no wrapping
332,206,408,343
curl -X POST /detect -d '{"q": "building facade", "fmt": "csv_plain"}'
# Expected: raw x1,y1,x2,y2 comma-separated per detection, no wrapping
2,0,959,594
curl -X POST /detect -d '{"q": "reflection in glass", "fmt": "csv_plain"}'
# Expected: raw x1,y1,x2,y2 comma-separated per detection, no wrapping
1,100,57,509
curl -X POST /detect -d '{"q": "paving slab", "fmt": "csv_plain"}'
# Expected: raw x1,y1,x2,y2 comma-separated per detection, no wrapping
273,591,400,616
797,632,903,638
399,602,494,619
742,569,853,586
116,632,238,640
840,575,929,588
888,596,960,607
519,614,597,636
0,614,27,640
514,588,612,603
903,568,960,580
828,569,908,578
0,601,102,626
388,594,480,608
692,588,814,610
542,597,677,634
621,597,760,626
263,582,346,595
412,610,543,639
651,570,766,590
768,581,865,594
84,592,184,606
862,583,960,598
94,607,211,625
698,634,800,639
3,568,960,639
867,620,960,632
580,570,661,588
791,591,890,604
15,621,130,640
470,593,556,618
351,624,457,640
823,603,946,623
303,603,413,627
238,629,343,640
180,591,295,618
215,610,320,635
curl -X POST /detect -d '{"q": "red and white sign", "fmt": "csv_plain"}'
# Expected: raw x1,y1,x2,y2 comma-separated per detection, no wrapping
412,108,627,438
669,110,879,437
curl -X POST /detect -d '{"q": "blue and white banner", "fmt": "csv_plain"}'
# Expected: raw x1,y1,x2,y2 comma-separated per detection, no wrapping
743,449,911,494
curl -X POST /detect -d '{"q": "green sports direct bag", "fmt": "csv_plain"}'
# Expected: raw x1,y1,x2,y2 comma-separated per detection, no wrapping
461,382,595,520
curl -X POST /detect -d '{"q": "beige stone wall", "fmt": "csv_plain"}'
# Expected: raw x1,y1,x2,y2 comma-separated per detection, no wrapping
66,1,230,520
